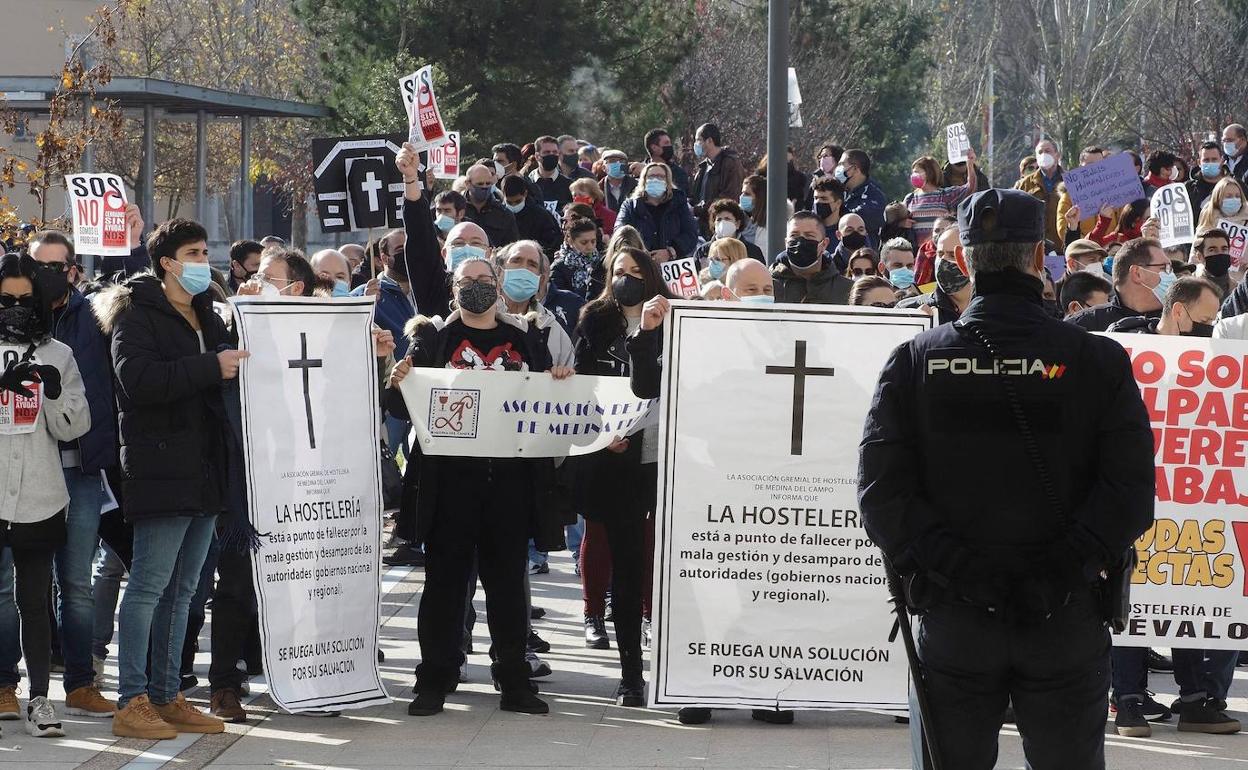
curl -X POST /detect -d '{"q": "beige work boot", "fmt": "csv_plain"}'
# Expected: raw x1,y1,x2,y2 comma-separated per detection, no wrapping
113,694,177,740
151,692,225,734
65,685,118,718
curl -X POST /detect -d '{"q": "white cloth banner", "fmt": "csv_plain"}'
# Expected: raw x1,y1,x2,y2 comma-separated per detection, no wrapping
1107,333,1248,649
398,368,654,458
651,302,931,711
232,296,389,712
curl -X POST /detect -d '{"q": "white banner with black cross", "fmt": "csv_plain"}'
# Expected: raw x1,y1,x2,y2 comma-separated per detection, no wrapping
650,301,931,712
231,295,389,712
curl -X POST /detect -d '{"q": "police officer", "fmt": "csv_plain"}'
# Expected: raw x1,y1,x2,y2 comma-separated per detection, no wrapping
858,189,1156,769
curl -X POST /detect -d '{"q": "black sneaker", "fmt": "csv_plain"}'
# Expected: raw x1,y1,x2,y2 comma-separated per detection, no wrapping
530,606,546,620
383,545,425,567
1114,697,1152,737
616,677,645,707
527,630,551,654
1140,694,1172,721
180,674,199,692
678,707,712,725
584,616,609,649
1239,651,1248,667
500,689,549,714
1177,698,1241,734
408,690,445,716
377,649,385,664
1146,649,1174,672
751,709,795,725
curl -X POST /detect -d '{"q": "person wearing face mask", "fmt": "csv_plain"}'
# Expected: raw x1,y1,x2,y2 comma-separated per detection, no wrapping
832,149,887,240
719,256,776,303
570,178,617,235
1188,228,1235,299
913,216,955,286
528,135,574,215
1142,150,1181,196
689,123,747,219
898,225,971,325
800,143,844,211
770,212,853,304
498,175,561,255
1053,238,1108,300
599,149,638,213
310,249,353,298
1187,141,1226,213
739,175,778,254
461,163,519,249
698,237,748,285
904,153,977,248
1067,237,1167,331
556,134,594,181
1197,176,1248,232
809,177,846,247
1221,123,1248,185
494,240,575,364
1014,138,1065,247
0,253,90,739
433,191,467,243
385,256,572,718
225,240,262,295
616,162,699,262
551,217,606,300
828,213,872,274
95,219,244,740
641,128,690,193
877,237,919,298
1108,277,1222,336
1059,271,1112,318
692,199,765,269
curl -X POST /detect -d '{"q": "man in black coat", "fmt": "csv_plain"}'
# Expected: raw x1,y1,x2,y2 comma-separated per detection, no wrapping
1066,237,1167,332
858,189,1155,769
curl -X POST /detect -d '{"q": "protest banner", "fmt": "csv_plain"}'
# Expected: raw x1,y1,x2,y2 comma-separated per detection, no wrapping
660,256,701,299
651,302,932,711
65,173,129,256
1061,152,1147,216
1107,333,1248,650
428,131,460,180
945,122,970,164
1151,183,1196,247
787,67,802,128
0,344,41,435
232,296,389,712
398,368,654,458
311,134,418,233
1218,218,1247,264
398,66,449,150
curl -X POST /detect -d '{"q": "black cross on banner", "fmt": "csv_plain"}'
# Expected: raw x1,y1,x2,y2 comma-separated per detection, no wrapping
765,340,835,455
288,332,323,449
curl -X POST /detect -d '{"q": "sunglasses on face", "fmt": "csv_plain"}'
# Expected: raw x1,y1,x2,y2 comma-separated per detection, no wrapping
850,269,875,277
36,261,69,275
0,294,35,308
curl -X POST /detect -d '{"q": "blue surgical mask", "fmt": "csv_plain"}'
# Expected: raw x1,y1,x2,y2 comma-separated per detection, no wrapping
173,261,211,296
693,141,705,159
1224,141,1239,158
501,267,539,302
1223,197,1243,216
448,244,486,270
833,165,849,183
606,161,626,179
739,294,774,305
888,266,916,289
708,259,726,280
739,194,754,213
1148,266,1176,304
645,179,666,198
332,279,350,298
504,200,525,214
435,214,455,232
1201,162,1222,179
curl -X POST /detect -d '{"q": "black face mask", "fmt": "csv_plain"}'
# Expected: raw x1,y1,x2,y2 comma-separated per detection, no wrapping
456,281,498,315
840,232,868,253
469,186,493,204
539,154,560,172
935,258,971,295
561,153,579,169
660,145,675,162
612,274,646,307
388,245,409,279
1042,298,1063,319
786,237,821,269
1204,253,1232,278
0,302,45,344
1183,321,1215,337
35,264,70,304
813,202,835,221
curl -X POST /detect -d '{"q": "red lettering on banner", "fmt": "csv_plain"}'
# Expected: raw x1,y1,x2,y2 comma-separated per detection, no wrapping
1233,522,1248,596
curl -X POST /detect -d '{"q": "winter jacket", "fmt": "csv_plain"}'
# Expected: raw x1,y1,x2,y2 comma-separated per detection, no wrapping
616,188,699,258
1014,168,1065,247
52,286,117,474
542,287,585,340
0,337,89,525
690,147,747,209
842,177,889,238
770,255,854,305
1187,169,1224,214
1066,292,1160,333
692,237,765,271
550,245,606,301
94,273,232,521
464,197,520,248
512,199,562,255
601,176,638,213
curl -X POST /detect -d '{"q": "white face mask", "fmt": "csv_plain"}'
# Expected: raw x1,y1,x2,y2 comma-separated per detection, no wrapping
1168,167,1179,181
1080,260,1105,279
260,281,281,298
714,219,737,239
1037,152,1057,170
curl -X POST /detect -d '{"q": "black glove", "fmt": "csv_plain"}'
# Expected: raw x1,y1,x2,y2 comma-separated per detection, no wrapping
0,360,36,398
31,364,61,400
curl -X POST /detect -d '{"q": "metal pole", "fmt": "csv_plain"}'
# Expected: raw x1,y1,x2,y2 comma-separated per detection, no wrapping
986,64,994,186
195,110,207,226
81,95,94,172
141,104,155,228
765,0,789,259
239,115,252,239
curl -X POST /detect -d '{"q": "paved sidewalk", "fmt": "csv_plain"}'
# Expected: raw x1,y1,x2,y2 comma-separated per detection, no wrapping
5,552,1246,769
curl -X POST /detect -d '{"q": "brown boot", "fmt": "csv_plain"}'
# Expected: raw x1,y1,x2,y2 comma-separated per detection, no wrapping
210,688,248,723
0,686,18,721
151,693,225,734
113,694,177,740
65,685,118,718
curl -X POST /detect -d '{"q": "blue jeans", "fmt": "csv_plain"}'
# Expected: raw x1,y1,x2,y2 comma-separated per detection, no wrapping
91,543,126,660
565,515,585,559
385,415,411,459
117,515,216,708
527,540,548,568
54,468,105,692
1172,648,1239,701
0,551,17,687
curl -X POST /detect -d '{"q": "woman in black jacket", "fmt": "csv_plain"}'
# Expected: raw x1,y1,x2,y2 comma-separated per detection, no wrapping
570,246,672,706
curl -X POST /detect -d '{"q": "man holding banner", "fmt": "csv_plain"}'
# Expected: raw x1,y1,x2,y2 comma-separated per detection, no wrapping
859,189,1156,769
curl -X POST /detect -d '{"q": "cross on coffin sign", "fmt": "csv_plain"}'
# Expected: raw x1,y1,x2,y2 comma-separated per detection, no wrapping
765,340,835,456
288,332,324,450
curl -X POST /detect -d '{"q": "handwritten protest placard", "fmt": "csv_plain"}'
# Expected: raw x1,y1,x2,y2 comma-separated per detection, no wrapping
65,173,129,256
661,256,701,298
945,123,970,164
1062,153,1146,216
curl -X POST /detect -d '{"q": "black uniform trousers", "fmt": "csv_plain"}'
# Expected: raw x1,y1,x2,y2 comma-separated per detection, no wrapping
208,547,258,692
911,590,1110,770
415,458,531,692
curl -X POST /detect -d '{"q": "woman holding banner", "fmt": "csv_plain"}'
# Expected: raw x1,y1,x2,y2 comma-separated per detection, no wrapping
570,246,672,707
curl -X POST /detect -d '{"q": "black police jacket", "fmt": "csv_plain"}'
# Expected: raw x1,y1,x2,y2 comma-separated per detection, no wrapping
858,269,1155,585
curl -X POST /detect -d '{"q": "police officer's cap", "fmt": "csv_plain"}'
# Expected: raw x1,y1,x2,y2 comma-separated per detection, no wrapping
957,189,1045,247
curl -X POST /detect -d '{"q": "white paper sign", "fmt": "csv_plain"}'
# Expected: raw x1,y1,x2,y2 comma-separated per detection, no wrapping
1107,333,1248,650
1151,183,1195,247
1218,218,1247,265
660,256,701,299
650,302,932,711
428,131,460,180
65,173,129,256
398,66,449,150
0,344,41,435
232,296,389,713
945,123,971,164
